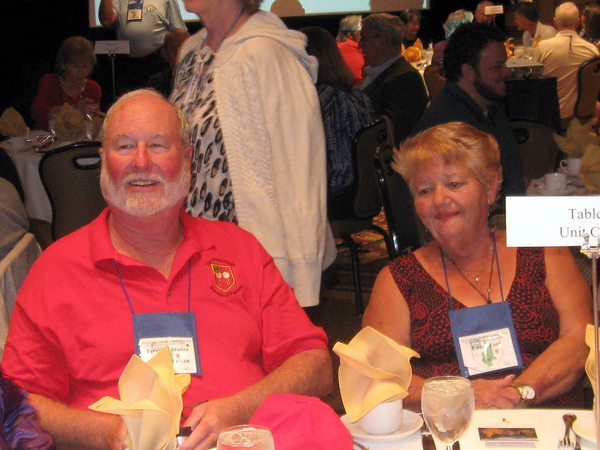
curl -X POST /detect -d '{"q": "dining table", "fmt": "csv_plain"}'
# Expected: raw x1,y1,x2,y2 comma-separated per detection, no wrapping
6,145,53,223
348,408,596,449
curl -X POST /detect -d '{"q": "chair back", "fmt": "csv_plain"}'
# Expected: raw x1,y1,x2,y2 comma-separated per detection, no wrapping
373,145,401,259
39,142,106,240
352,116,395,218
423,63,446,102
575,56,600,120
0,233,41,355
511,120,560,181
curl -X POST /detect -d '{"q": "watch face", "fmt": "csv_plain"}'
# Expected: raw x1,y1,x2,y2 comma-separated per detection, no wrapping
522,385,535,400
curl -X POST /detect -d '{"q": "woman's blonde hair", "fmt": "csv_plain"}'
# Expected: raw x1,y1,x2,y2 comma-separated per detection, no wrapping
393,122,502,193
55,36,97,76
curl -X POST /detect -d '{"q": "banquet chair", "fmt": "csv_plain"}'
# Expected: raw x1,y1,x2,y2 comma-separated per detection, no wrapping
39,141,106,241
562,56,600,130
0,233,41,356
374,144,429,259
329,116,395,315
511,120,560,181
423,62,446,102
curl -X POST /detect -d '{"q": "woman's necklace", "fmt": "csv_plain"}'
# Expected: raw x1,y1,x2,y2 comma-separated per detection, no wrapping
445,234,496,304
59,76,86,99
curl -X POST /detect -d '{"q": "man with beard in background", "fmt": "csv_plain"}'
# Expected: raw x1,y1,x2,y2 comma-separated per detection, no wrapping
411,22,526,202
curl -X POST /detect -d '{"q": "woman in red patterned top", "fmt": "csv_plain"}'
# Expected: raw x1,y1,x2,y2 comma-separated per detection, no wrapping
31,36,102,131
363,122,592,410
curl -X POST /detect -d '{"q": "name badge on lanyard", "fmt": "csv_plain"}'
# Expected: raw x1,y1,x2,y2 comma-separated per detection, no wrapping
112,259,202,375
449,302,523,377
441,231,524,378
127,0,143,22
134,312,202,375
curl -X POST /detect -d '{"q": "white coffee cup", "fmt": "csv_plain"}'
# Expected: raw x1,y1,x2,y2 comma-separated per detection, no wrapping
525,46,534,58
513,46,525,58
560,157,582,176
359,399,403,435
544,172,568,191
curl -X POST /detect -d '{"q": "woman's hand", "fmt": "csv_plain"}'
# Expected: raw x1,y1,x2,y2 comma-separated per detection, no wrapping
472,376,521,409
76,98,100,119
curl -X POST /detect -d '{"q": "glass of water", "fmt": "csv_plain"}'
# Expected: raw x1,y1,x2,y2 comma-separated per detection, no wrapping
421,376,474,450
217,425,275,450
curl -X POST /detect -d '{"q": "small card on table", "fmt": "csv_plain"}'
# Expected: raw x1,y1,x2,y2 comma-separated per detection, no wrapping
478,427,538,448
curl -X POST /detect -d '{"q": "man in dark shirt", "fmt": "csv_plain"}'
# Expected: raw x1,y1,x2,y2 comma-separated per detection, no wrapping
359,13,428,250
359,13,428,146
412,22,526,201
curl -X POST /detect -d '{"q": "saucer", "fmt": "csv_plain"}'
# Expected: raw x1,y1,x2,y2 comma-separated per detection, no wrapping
557,166,580,177
573,413,597,444
341,410,422,443
534,183,578,196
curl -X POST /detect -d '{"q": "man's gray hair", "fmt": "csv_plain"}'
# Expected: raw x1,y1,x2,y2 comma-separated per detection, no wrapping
555,2,580,28
362,13,404,49
101,89,191,151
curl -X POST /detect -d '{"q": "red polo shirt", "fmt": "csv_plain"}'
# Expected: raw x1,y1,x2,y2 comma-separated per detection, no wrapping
2,209,328,410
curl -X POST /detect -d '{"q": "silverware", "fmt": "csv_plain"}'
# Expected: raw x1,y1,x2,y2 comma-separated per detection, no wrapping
572,414,581,450
353,441,369,450
421,418,436,450
559,413,576,448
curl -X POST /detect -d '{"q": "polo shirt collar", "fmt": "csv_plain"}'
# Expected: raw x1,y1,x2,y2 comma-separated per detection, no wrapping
90,207,212,272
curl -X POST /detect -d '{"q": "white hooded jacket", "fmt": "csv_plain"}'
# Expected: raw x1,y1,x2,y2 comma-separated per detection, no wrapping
174,11,336,307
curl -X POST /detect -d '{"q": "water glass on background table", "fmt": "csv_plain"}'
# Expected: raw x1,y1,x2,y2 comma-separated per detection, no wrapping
217,425,275,450
422,376,474,450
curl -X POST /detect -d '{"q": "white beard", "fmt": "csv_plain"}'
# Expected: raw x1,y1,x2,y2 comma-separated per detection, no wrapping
100,158,191,217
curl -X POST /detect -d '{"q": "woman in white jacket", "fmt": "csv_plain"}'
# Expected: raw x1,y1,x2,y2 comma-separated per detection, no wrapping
171,0,335,308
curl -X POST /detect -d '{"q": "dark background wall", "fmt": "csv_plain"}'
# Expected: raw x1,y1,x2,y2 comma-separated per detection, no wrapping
1,0,559,127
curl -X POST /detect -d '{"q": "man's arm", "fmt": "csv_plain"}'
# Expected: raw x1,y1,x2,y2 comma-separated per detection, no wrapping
98,0,116,28
179,348,332,450
28,394,126,450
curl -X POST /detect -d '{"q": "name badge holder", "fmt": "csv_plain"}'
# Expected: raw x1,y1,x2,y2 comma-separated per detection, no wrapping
127,0,144,22
113,260,202,375
441,232,524,378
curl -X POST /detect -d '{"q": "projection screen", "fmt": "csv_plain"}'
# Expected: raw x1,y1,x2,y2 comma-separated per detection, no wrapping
90,0,429,27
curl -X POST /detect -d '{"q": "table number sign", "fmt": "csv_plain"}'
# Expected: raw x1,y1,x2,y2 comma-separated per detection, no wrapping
506,196,600,247
94,40,130,55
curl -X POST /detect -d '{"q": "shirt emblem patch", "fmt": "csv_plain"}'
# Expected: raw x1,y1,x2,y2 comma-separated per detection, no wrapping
210,263,236,293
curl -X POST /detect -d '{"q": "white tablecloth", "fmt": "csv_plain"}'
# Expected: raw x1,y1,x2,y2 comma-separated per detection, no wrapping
352,409,595,449
8,148,51,223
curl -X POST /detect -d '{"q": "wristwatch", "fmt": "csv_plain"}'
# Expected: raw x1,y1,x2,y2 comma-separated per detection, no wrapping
511,382,536,404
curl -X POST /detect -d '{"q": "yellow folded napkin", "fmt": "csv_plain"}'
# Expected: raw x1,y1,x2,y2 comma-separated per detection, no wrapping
585,324,599,400
332,326,418,423
553,117,600,159
89,347,191,450
0,107,27,137
579,143,600,192
403,46,422,63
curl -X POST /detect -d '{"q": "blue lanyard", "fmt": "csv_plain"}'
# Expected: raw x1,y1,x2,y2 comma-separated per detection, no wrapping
440,229,504,311
112,259,192,314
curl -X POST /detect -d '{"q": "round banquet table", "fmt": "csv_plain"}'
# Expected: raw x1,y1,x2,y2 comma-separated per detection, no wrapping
8,147,52,223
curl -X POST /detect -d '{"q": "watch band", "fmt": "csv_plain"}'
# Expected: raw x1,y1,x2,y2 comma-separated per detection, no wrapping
511,381,536,404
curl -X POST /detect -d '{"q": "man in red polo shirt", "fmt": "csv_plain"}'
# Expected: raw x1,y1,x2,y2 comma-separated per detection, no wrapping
2,89,332,450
